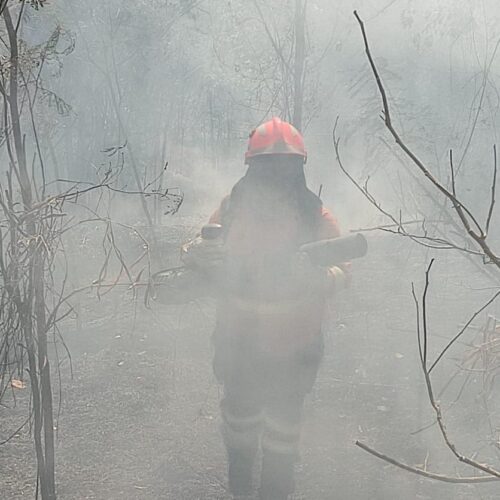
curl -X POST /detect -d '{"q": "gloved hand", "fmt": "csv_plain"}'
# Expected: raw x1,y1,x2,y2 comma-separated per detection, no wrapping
291,251,347,297
180,235,226,271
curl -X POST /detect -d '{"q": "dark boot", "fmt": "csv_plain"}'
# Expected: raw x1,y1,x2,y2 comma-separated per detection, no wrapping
227,447,256,496
259,451,296,500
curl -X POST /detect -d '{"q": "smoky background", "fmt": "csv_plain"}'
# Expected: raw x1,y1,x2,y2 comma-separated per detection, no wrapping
1,1,500,499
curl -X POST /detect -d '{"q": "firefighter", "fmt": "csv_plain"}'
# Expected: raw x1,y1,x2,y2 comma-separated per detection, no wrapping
182,117,349,499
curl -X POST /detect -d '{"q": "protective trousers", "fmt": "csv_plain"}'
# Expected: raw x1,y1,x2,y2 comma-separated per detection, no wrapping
213,334,322,499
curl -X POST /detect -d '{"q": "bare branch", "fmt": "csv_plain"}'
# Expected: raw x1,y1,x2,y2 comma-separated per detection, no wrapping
429,288,500,374
333,118,483,255
355,441,500,483
486,145,497,235
353,11,500,265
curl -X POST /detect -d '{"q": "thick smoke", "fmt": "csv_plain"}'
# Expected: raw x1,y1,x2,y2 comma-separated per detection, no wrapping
1,1,500,499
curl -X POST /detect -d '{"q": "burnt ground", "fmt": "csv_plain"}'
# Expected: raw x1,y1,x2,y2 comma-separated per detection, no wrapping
1,228,500,499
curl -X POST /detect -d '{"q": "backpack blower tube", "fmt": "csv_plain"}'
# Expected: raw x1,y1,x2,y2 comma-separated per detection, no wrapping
299,232,368,266
201,223,368,266
149,226,368,306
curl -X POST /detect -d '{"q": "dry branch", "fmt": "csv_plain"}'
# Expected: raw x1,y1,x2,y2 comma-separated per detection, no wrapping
0,4,182,498
350,10,500,484
353,10,500,268
355,440,499,483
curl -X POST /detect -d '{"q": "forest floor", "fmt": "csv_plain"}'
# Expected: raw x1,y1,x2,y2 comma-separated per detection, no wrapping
1,226,500,499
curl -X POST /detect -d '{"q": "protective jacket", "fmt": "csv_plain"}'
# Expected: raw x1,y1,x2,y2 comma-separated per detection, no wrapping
209,193,348,357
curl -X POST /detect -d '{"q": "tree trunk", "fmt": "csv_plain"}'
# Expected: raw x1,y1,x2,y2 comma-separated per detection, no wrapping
292,0,306,131
4,6,57,499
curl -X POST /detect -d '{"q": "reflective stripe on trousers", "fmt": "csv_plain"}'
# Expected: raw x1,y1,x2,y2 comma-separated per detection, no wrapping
215,333,323,457
220,403,302,457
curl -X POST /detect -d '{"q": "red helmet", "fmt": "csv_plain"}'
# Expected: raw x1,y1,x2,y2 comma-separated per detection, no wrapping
244,117,307,164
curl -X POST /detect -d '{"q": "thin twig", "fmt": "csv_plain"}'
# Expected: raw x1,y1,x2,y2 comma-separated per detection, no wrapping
429,289,500,373
486,145,497,235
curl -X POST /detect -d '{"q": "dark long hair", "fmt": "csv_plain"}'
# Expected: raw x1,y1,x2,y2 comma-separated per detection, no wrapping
222,155,322,242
